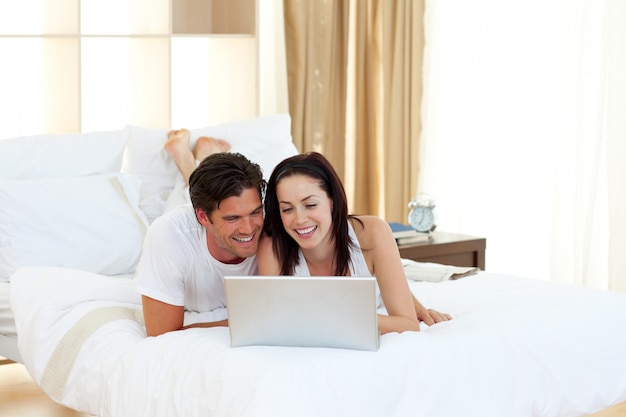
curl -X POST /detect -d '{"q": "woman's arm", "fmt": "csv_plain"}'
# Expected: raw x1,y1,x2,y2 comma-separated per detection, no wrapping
354,216,420,334
412,295,452,325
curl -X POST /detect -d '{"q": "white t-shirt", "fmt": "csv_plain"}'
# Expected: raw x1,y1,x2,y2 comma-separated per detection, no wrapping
135,204,258,323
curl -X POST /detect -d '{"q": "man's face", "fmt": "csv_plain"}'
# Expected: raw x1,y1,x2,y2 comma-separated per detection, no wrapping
197,187,264,263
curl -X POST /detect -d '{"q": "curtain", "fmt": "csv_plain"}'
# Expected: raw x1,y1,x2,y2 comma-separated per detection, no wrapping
420,0,626,291
283,0,425,220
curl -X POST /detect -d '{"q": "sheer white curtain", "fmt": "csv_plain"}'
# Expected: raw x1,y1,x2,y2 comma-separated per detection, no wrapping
420,0,626,291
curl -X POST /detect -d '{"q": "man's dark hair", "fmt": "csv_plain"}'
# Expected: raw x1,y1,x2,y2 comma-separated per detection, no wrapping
189,152,265,221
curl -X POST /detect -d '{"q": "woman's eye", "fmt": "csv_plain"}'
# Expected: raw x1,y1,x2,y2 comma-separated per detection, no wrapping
281,207,293,213
306,204,317,209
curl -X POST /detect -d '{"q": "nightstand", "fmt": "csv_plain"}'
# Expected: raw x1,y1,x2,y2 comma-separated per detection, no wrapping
397,231,486,270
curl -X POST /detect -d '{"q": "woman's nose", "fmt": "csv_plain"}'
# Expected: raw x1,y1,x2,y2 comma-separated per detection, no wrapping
294,208,307,224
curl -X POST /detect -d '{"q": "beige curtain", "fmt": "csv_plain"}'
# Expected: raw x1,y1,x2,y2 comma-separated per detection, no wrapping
283,0,424,221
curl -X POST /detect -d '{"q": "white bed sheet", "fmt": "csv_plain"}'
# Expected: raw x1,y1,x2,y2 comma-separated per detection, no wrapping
0,282,15,337
10,267,626,417
0,281,21,362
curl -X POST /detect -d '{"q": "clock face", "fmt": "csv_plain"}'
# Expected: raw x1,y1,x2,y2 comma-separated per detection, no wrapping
408,206,435,233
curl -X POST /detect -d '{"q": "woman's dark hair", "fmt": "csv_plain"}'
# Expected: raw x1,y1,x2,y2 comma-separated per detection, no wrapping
189,152,265,221
263,152,359,276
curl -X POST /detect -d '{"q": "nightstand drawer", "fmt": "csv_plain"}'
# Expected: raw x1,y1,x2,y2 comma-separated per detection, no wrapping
397,231,486,269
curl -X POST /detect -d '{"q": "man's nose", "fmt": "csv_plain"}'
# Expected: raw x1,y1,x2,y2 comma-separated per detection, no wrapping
239,216,255,233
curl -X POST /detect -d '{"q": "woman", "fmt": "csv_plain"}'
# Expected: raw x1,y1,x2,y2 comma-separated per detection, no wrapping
258,152,451,334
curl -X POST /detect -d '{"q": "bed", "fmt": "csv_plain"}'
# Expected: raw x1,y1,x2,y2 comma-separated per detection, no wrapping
0,114,298,364
2,114,626,417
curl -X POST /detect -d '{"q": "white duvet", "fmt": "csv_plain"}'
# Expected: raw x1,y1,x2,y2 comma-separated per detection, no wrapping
10,267,626,417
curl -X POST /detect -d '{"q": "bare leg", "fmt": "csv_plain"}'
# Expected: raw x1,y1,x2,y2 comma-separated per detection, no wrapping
165,130,232,186
193,136,231,162
164,129,196,185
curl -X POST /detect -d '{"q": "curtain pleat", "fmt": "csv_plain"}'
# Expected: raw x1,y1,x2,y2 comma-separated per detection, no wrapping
283,0,425,220
381,0,424,221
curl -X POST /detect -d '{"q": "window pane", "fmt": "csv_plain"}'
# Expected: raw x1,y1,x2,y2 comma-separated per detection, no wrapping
0,37,80,138
128,38,170,127
171,37,256,128
81,38,131,131
81,37,169,131
0,0,78,34
204,37,257,123
171,37,211,128
0,38,43,137
173,0,256,35
41,38,80,133
81,0,168,35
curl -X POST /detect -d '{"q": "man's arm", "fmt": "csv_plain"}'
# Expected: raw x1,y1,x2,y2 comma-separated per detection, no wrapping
142,295,185,336
142,295,229,337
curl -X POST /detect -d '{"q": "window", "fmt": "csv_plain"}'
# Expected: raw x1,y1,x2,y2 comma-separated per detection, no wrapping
0,0,257,138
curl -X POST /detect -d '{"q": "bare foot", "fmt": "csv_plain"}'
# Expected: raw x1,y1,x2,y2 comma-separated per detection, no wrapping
193,136,231,162
164,129,192,160
164,129,196,185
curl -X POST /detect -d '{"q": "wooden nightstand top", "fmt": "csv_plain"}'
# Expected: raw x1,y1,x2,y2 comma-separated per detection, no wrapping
397,231,486,270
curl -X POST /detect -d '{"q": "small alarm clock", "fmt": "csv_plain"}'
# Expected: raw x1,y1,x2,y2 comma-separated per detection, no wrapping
408,194,437,233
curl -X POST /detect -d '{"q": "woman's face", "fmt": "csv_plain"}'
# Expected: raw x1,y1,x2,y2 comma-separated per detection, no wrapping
275,174,333,250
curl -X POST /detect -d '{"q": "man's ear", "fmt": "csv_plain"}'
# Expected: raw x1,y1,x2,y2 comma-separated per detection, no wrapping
195,208,211,226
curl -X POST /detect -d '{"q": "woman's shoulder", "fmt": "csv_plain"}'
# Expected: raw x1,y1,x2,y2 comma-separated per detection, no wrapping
351,215,389,230
257,232,274,254
256,232,282,275
350,215,393,241
349,215,396,255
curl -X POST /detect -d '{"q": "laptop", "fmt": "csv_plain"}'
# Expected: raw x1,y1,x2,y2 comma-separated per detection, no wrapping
224,275,379,351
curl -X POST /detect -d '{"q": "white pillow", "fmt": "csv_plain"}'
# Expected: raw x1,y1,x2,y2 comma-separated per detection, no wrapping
122,113,299,223
0,130,126,179
0,174,149,282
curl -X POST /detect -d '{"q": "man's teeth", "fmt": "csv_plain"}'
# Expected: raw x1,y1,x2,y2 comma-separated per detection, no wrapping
296,226,316,235
234,235,253,242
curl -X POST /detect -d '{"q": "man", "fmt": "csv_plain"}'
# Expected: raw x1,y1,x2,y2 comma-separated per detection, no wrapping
135,129,265,336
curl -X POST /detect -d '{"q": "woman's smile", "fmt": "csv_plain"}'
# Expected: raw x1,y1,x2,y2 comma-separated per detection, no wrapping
295,225,317,237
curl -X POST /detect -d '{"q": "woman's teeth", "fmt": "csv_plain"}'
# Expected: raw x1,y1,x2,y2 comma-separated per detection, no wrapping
296,226,316,235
